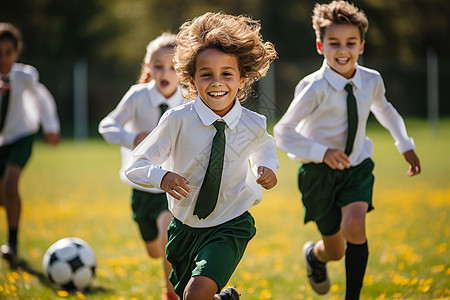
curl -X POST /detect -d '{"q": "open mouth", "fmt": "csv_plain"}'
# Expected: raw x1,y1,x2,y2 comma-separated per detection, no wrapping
208,91,228,98
336,58,350,65
160,79,169,87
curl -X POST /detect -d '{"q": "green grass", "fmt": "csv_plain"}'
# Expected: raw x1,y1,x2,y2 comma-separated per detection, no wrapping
0,119,449,299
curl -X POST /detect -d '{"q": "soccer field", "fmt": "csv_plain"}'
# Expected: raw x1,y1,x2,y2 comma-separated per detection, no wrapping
0,119,449,299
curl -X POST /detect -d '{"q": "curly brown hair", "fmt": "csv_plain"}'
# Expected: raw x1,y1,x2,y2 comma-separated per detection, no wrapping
175,12,277,101
312,1,369,42
137,32,177,84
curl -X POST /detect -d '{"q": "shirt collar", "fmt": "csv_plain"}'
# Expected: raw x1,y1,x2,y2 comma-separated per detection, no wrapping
146,80,183,107
193,96,241,130
321,59,363,91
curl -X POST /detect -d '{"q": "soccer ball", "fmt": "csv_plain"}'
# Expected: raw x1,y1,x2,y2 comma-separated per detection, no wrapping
43,237,96,291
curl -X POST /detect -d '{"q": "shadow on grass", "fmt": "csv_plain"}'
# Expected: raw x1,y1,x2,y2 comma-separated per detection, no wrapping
6,257,113,295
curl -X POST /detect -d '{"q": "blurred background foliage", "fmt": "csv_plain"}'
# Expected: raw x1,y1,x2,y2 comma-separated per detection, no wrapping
1,0,449,136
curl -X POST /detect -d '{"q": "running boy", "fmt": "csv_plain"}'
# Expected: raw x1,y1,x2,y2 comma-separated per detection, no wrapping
274,1,421,299
99,32,183,300
125,12,279,300
0,23,60,262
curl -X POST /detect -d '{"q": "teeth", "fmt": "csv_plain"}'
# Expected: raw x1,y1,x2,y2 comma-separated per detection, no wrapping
209,91,227,97
337,58,348,64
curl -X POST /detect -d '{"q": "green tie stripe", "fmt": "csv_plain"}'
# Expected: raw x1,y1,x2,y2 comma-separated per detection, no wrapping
194,121,226,219
344,84,358,156
159,103,169,117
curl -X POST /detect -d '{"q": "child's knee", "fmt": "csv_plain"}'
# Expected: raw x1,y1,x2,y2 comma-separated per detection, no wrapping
341,217,366,242
2,181,19,199
183,276,218,300
145,241,161,258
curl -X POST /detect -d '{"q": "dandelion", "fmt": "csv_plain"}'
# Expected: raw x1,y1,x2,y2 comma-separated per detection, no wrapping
431,265,445,273
57,290,69,297
259,289,272,299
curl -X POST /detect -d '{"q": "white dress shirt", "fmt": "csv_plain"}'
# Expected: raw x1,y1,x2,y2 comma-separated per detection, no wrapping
0,63,60,146
98,80,185,192
125,97,279,227
274,60,415,166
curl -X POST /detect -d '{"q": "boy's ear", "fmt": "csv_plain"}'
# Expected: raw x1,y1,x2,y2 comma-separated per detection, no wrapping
316,40,324,55
239,77,247,89
359,40,366,55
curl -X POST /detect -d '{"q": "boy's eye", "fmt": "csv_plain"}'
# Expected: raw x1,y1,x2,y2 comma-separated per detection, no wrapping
223,72,232,76
200,73,211,78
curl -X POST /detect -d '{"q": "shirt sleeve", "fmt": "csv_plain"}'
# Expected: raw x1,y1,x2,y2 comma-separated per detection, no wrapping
35,82,60,133
98,88,138,149
124,114,172,189
249,116,280,176
370,77,415,154
273,81,329,162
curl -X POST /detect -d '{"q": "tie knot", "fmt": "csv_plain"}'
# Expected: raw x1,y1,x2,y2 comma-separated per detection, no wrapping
159,103,169,114
345,83,353,93
213,121,225,132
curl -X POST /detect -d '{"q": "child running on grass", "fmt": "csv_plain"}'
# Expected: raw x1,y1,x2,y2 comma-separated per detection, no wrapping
125,12,279,300
0,22,60,262
99,32,184,300
274,1,421,299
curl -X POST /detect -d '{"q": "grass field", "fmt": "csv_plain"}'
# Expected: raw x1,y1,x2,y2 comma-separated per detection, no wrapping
0,119,449,299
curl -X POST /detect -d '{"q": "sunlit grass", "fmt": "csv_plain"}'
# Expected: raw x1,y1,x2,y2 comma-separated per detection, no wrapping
0,119,449,299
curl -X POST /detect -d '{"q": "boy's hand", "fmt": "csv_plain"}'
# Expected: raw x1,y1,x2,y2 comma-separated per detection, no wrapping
256,166,277,190
323,148,350,170
403,149,421,177
134,132,150,147
161,172,191,200
44,132,60,146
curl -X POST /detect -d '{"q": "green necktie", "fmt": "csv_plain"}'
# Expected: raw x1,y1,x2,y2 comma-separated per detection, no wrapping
0,77,10,132
344,84,358,156
194,121,226,219
159,103,169,117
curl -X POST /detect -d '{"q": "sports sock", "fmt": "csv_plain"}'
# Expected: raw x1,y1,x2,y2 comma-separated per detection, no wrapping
8,228,18,248
345,241,368,300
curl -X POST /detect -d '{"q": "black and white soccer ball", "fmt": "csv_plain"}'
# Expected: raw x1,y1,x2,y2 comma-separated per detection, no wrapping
43,237,96,291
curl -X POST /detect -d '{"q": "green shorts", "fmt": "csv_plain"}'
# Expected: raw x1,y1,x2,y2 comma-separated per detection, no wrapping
0,134,35,176
131,189,169,242
298,158,375,236
166,211,256,298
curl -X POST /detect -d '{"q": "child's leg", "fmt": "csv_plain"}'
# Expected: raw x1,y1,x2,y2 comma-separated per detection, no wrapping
184,275,218,300
156,210,177,297
144,239,161,258
341,201,369,300
2,165,22,245
184,276,239,300
314,231,346,263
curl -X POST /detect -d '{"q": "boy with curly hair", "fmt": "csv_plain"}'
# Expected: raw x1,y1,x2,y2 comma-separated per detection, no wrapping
126,12,279,300
274,1,420,299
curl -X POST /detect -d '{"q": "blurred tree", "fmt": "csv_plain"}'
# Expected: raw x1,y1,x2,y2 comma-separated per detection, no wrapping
1,0,449,128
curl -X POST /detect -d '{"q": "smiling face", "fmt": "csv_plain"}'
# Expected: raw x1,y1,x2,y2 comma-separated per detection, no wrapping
317,23,365,79
0,39,18,76
149,47,179,98
192,48,246,117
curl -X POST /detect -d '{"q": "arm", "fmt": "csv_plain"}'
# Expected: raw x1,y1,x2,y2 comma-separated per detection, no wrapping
125,115,190,197
34,82,61,145
273,82,328,163
98,88,140,149
249,118,280,190
371,77,420,176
